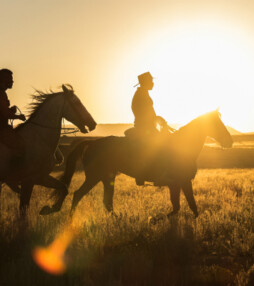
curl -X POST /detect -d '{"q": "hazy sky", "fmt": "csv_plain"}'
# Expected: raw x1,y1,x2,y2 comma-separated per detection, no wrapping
2,0,254,132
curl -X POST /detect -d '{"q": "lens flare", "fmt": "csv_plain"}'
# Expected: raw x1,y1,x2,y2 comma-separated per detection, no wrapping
33,224,76,275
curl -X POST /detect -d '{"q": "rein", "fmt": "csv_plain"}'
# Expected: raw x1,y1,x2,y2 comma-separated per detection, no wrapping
29,120,79,134
28,120,61,130
61,118,79,135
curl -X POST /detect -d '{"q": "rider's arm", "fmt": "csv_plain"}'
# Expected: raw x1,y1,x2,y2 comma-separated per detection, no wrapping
156,116,176,132
140,95,157,121
0,96,23,120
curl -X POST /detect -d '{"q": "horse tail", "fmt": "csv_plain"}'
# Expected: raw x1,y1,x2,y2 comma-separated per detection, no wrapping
61,140,90,187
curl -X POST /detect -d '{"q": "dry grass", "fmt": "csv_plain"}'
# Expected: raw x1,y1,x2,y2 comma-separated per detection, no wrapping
0,169,254,285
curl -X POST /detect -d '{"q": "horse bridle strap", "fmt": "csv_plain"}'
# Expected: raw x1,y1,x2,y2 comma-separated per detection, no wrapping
29,120,61,130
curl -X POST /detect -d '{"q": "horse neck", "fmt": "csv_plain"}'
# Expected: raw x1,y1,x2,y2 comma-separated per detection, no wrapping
175,119,207,160
19,95,64,149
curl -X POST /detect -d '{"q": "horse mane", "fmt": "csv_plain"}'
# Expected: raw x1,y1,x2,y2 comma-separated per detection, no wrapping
177,110,220,134
16,84,74,129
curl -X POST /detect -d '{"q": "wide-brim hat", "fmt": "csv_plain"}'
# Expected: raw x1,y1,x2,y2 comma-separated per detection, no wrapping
134,72,154,87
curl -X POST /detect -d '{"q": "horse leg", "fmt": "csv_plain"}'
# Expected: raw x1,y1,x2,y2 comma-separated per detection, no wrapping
71,175,100,215
102,174,116,213
19,183,33,218
167,184,181,217
39,175,68,215
182,180,198,217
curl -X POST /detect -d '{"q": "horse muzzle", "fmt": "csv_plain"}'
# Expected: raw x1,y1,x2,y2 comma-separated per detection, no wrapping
79,126,89,134
88,121,97,132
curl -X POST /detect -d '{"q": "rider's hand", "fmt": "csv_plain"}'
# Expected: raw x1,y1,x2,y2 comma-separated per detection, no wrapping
168,125,176,132
157,116,167,126
10,105,17,114
18,114,26,121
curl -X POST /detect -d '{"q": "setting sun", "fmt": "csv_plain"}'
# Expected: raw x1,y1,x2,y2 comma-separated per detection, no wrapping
108,20,254,132
146,21,254,131
2,0,254,132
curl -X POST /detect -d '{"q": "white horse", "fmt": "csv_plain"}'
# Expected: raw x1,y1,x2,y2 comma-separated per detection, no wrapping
0,85,96,217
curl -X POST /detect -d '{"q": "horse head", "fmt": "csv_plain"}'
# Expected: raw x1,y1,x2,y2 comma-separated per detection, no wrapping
205,110,233,148
62,85,97,133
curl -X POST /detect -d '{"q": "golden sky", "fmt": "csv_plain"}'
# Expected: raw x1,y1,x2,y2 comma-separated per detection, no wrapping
2,0,254,132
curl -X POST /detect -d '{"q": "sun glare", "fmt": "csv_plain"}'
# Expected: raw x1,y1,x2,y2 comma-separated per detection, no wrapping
123,21,254,131
33,224,76,275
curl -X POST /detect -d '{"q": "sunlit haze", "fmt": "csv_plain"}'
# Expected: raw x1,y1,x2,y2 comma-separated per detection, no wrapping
2,0,254,132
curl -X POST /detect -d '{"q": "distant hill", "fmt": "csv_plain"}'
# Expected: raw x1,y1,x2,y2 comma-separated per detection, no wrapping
63,123,242,137
226,126,242,135
243,132,254,135
86,124,133,137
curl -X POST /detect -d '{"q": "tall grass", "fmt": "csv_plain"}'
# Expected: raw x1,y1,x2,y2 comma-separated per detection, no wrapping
0,169,254,285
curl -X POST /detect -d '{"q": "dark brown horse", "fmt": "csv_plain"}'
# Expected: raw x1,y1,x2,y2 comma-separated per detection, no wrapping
43,110,232,217
0,85,96,217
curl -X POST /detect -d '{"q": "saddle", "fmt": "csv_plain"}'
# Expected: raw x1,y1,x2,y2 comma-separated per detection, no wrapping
124,127,174,186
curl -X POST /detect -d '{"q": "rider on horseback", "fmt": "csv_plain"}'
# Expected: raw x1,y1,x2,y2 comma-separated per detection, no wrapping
125,72,175,186
0,69,26,154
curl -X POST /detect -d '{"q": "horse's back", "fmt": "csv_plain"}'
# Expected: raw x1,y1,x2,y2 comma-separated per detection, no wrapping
84,136,127,161
83,135,198,182
82,136,137,175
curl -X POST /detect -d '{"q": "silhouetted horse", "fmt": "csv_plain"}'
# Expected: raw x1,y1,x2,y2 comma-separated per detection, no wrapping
0,85,96,217
48,110,232,217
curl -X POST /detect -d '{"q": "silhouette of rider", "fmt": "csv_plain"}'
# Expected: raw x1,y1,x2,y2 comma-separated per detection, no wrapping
129,72,175,135
132,72,158,135
126,72,175,186
0,69,26,153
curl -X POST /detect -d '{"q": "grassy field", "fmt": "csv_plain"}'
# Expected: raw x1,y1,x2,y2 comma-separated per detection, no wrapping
0,169,254,286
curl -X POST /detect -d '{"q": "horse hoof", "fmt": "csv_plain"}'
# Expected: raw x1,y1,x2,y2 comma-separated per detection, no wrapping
166,211,178,218
39,206,54,215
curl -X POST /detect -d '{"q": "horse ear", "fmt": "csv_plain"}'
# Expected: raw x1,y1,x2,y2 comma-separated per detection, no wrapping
216,107,221,118
62,85,68,93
